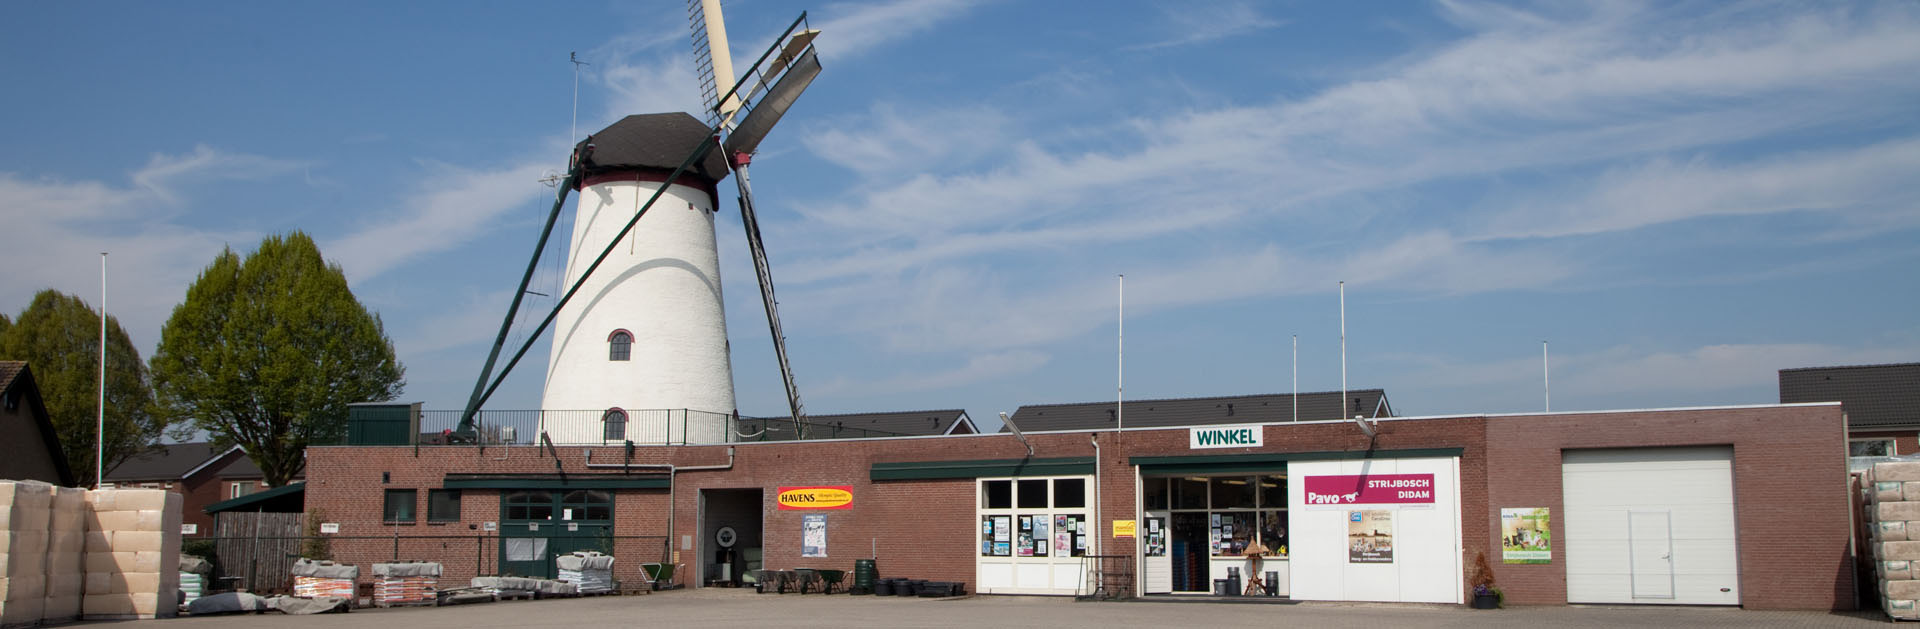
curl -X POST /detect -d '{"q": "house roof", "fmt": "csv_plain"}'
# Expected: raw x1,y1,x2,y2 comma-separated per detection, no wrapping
216,453,303,480
204,481,304,514
104,442,226,482
1,361,76,486
575,113,730,183
739,409,974,441
1004,389,1392,433
1780,362,1920,430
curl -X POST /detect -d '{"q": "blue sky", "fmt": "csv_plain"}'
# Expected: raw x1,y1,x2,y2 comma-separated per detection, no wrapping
4,1,1918,430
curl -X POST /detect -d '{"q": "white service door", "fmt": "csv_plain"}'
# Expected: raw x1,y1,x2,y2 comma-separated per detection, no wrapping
1563,447,1739,605
1143,512,1171,594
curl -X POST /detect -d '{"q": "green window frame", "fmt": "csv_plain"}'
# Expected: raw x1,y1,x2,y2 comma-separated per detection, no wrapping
428,489,461,522
383,489,417,522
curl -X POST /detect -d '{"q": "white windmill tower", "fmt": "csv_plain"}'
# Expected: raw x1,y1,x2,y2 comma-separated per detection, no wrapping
458,4,823,445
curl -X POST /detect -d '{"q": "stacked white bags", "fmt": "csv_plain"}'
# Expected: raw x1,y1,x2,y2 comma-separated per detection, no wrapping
556,551,614,594
1,481,54,627
82,489,183,620
42,486,87,622
1866,461,1920,620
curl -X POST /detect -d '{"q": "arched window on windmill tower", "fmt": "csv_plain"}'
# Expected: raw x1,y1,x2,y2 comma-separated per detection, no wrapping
603,408,628,441
608,329,632,361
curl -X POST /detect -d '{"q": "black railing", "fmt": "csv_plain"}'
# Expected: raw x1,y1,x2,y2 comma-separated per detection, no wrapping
319,409,917,447
197,533,671,594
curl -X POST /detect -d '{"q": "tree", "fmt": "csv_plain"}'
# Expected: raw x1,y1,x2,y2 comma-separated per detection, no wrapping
150,231,404,487
0,290,169,486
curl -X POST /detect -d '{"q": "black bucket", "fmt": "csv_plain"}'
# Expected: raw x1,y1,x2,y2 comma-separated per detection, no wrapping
874,579,894,596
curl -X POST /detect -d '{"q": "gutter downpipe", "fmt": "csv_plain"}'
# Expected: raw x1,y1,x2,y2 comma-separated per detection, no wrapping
582,446,737,581
1091,434,1101,565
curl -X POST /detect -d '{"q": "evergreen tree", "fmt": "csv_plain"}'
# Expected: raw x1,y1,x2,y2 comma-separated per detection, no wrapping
151,232,404,487
0,290,168,486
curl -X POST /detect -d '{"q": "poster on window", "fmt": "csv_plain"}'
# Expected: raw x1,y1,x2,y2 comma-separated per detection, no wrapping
1501,507,1551,564
1347,510,1394,563
802,514,828,558
1033,517,1049,556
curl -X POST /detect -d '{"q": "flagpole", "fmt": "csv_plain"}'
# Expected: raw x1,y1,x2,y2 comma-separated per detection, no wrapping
97,252,107,488
1117,274,1124,432
1339,281,1347,419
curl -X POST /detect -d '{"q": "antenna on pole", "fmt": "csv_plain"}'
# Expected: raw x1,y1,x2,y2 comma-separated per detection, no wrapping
570,52,590,144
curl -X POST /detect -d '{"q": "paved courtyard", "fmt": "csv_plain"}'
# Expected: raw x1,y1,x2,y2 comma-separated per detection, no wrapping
94,589,1890,628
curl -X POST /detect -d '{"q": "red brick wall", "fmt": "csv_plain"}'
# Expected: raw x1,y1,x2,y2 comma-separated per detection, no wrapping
1484,405,1852,610
303,404,1848,609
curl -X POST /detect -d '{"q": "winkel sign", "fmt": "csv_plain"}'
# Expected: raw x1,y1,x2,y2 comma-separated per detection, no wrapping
1189,424,1264,449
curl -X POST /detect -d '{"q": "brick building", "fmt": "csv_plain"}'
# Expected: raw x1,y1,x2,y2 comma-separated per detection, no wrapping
303,401,1852,610
1781,362,1920,456
101,442,245,537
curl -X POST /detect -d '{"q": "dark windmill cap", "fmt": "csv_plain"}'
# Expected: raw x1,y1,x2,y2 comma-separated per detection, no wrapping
573,112,730,184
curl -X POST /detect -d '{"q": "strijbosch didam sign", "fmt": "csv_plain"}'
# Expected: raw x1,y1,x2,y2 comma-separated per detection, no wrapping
1189,424,1265,449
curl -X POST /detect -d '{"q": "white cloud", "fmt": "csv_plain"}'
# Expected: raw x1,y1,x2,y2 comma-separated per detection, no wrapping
1125,1,1286,51
131,144,304,205
324,158,554,283
812,0,983,60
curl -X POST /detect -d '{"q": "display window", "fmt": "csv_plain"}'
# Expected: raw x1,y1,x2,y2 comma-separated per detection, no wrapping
1143,474,1288,557
976,475,1095,595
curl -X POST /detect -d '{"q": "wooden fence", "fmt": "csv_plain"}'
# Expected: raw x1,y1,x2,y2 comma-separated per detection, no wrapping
214,511,307,593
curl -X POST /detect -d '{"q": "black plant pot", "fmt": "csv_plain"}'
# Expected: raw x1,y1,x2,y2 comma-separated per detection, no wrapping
1471,592,1500,609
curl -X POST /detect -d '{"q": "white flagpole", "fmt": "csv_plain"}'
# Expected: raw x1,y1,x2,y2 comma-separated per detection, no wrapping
97,252,107,488
1339,281,1347,419
1543,341,1551,413
1291,334,1298,422
1117,274,1124,432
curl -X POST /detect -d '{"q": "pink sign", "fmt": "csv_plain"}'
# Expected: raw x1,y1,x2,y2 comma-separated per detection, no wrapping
1302,474,1436,508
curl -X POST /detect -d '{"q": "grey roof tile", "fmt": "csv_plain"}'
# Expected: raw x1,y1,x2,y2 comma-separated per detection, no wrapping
1005,389,1391,432
1780,362,1920,429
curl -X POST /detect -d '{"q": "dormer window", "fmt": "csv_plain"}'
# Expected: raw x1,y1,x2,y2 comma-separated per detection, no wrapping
608,329,632,361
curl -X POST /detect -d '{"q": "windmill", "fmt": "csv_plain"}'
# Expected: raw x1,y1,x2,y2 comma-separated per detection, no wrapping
456,5,823,443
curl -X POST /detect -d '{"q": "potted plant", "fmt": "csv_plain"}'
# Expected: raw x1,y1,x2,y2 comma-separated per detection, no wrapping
1469,551,1502,609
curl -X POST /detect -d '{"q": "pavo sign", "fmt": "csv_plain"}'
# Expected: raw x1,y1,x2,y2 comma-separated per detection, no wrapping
1189,424,1264,449
777,486,854,510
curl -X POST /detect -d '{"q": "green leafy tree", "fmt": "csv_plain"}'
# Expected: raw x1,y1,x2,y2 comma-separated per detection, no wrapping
150,232,404,487
0,290,169,486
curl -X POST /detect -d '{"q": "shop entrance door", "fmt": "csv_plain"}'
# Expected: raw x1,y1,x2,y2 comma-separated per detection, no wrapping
499,489,614,578
699,488,763,587
1170,512,1210,592
1143,512,1170,593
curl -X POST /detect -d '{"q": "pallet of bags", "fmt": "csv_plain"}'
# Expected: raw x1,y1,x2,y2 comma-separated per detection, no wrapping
556,551,614,594
373,562,441,607
82,488,182,621
1,481,54,628
1869,461,1920,621
291,558,359,601
179,555,212,608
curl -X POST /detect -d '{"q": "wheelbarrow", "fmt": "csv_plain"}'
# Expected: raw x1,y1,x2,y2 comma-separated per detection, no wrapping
815,569,846,594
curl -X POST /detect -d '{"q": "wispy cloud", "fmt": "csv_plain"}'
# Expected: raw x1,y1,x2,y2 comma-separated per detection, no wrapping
812,0,984,60
325,158,554,283
1124,1,1286,51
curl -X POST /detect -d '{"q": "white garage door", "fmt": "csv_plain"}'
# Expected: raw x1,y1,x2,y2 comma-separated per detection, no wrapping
1562,447,1739,605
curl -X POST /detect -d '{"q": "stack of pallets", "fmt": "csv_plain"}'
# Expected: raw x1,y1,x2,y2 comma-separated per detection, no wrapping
291,559,359,601
556,552,614,594
373,562,441,607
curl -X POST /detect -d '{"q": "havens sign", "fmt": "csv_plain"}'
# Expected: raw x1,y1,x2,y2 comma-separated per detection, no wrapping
777,486,854,510
1189,424,1264,449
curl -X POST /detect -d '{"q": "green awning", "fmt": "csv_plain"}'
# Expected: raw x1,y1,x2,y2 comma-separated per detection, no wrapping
441,474,669,490
205,481,305,514
871,457,1095,481
1130,447,1464,475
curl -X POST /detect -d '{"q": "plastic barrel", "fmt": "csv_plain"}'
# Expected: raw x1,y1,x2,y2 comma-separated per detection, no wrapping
853,559,877,594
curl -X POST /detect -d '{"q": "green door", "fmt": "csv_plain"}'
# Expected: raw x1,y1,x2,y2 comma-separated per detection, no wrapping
500,489,615,578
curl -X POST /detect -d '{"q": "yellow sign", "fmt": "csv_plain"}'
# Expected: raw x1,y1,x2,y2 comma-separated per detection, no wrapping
1112,519,1137,538
777,486,854,510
